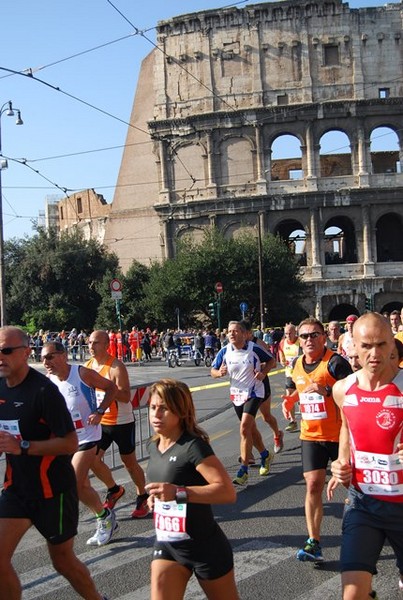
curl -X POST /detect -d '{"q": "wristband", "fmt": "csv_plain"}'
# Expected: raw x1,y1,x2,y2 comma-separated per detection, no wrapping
175,486,188,504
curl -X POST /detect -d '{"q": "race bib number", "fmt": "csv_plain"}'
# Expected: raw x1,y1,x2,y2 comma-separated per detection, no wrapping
230,387,249,406
154,499,190,542
299,392,327,420
0,419,21,439
71,409,85,434
355,450,403,497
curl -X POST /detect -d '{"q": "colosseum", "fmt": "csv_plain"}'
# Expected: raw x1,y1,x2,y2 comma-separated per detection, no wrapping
105,0,403,320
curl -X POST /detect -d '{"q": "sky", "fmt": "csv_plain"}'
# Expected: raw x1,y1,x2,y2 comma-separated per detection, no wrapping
0,0,398,241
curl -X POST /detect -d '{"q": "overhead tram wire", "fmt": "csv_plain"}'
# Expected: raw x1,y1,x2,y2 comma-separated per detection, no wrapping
1,4,400,206
0,66,150,137
0,33,137,80
2,3,398,171
3,117,399,201
105,0,245,116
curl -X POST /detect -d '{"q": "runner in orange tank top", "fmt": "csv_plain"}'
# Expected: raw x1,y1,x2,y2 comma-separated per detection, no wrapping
282,317,351,565
86,330,148,519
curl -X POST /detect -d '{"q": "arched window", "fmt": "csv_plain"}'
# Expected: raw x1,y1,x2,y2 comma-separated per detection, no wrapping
324,216,357,264
271,135,302,181
319,130,352,176
376,213,403,261
274,219,307,265
370,126,400,174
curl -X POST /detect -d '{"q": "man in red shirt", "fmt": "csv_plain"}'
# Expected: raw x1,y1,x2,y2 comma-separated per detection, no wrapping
328,313,403,598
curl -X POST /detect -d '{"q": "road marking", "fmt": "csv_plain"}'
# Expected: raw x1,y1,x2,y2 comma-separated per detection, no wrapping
190,368,285,393
209,429,233,441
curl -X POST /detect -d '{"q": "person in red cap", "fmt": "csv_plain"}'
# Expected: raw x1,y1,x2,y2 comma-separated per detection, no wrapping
337,315,359,358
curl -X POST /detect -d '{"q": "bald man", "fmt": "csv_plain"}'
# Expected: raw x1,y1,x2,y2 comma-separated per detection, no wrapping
328,313,403,598
86,330,148,519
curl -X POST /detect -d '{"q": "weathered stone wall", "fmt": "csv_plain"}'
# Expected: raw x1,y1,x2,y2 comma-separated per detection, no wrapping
58,189,110,244
105,0,403,320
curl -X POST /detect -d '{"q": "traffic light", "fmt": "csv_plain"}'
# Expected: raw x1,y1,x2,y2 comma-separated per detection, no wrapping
365,297,372,311
208,302,216,318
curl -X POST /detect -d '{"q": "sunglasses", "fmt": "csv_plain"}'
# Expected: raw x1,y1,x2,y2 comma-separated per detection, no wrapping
0,345,28,355
299,332,323,340
41,352,64,361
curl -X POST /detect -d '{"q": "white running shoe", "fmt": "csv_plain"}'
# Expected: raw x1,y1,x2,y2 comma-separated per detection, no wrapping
86,509,117,546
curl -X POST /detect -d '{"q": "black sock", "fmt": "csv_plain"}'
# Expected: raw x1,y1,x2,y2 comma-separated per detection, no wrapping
108,484,120,494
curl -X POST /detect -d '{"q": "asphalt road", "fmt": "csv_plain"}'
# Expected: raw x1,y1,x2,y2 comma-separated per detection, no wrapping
5,359,403,599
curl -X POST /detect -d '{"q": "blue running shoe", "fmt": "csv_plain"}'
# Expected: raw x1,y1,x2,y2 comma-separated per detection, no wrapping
233,468,248,486
296,538,324,563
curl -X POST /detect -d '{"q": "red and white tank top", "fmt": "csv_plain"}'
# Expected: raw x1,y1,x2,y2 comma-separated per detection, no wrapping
343,371,403,502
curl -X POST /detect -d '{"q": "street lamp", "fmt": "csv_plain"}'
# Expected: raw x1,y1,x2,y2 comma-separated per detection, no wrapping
0,101,23,326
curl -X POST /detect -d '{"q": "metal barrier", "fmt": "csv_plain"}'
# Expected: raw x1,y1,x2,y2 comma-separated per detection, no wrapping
29,345,91,363
99,383,153,470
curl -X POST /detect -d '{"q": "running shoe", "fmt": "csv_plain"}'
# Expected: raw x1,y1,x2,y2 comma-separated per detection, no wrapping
259,450,274,476
285,421,298,432
274,430,284,454
233,469,249,486
103,485,125,510
296,538,324,563
131,493,149,519
237,455,256,465
86,509,117,546
399,578,403,591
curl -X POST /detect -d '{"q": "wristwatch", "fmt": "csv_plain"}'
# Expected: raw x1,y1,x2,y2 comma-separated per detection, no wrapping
175,486,188,505
20,440,30,455
96,407,106,415
325,385,332,397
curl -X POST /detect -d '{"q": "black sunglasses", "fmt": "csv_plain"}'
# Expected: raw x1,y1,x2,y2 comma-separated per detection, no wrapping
0,345,28,355
299,332,323,340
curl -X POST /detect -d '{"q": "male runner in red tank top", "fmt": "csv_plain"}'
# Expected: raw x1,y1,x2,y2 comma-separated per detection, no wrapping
328,313,403,599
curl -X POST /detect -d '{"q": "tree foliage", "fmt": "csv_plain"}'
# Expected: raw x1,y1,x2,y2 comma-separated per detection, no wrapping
141,228,306,328
5,227,119,332
4,226,306,332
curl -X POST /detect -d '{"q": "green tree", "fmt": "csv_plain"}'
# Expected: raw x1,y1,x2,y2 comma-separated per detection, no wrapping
5,227,119,331
142,228,306,328
123,260,150,327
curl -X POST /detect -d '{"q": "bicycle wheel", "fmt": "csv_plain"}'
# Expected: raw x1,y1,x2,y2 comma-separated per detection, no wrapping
194,357,201,366
204,355,212,368
168,354,176,368
176,357,182,367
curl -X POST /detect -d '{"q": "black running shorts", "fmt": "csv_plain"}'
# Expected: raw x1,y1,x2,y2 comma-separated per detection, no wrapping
152,525,234,580
301,439,339,473
0,486,78,545
233,396,264,420
99,421,136,455
341,486,403,574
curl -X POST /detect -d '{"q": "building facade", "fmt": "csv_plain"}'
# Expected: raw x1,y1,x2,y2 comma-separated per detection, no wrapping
57,189,110,245
105,0,403,320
